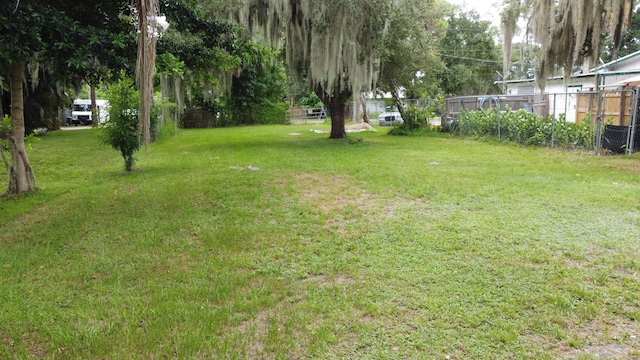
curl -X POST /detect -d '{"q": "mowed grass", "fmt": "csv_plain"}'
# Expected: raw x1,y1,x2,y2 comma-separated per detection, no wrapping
1,125,640,359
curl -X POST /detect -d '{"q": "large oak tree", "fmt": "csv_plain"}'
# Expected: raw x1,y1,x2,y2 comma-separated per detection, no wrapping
239,0,395,139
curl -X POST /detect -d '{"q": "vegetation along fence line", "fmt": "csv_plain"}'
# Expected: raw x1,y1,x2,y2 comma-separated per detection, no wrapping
443,89,640,155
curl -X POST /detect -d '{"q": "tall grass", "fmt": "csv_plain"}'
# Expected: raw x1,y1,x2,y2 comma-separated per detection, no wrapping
1,125,639,359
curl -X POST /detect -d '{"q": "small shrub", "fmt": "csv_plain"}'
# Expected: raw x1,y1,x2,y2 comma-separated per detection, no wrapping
100,75,140,172
252,101,289,125
389,104,437,136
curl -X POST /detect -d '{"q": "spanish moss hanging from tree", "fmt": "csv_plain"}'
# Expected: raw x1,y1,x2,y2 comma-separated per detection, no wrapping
238,0,395,139
501,0,633,90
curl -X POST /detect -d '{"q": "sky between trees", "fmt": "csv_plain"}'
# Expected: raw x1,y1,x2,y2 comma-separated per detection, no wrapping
448,0,502,26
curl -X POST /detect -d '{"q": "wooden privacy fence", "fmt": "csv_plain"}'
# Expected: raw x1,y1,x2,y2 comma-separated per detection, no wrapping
576,90,633,126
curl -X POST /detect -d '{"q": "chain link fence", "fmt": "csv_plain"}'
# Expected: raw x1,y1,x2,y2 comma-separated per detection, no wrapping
442,89,640,155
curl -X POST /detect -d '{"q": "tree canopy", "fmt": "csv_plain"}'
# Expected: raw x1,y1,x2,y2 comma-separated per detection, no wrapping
376,0,447,113
501,0,634,89
438,8,501,95
239,0,395,138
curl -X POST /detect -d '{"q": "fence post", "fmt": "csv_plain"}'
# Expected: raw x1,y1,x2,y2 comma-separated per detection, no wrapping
595,90,604,155
628,87,639,155
552,93,557,149
497,98,501,139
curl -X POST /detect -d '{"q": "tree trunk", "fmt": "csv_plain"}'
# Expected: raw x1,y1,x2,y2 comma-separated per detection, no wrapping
390,87,405,117
359,93,369,124
329,104,346,139
354,97,360,123
7,61,37,194
314,83,351,139
90,85,97,127
136,0,158,147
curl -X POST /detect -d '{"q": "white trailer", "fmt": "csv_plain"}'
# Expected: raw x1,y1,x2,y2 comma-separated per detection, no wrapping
70,99,109,125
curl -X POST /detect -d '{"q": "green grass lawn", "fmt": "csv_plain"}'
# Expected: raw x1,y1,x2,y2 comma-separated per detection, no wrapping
1,125,639,359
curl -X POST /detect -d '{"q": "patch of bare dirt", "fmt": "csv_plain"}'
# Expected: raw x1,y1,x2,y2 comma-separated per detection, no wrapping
22,333,48,359
114,187,139,195
289,173,438,237
617,267,640,283
236,295,315,360
556,317,640,359
575,343,630,359
602,159,640,174
237,310,269,358
292,173,380,215
1,333,15,349
301,273,355,287
291,172,387,237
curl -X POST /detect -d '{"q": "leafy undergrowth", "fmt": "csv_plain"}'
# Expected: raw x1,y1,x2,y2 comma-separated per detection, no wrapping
1,125,639,359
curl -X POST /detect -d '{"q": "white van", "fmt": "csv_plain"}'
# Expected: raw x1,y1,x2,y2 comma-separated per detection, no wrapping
70,99,109,125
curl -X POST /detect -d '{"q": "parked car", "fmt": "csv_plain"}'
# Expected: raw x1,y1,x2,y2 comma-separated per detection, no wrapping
377,111,404,126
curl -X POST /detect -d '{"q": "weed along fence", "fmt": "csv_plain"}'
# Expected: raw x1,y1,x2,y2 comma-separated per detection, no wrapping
285,106,327,125
445,89,640,154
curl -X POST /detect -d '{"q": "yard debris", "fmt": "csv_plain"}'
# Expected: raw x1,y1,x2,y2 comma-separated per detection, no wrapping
345,122,377,132
310,122,377,134
229,165,260,171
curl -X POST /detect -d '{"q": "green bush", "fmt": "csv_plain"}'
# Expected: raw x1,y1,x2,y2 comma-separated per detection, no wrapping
100,75,140,172
298,92,323,108
457,108,596,149
388,104,437,136
253,101,289,125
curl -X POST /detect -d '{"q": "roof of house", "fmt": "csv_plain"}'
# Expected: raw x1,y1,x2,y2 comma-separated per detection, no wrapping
590,50,640,73
498,50,640,86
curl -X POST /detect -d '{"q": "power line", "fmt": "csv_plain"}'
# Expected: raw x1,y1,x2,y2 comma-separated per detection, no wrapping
436,52,502,64
438,49,498,53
